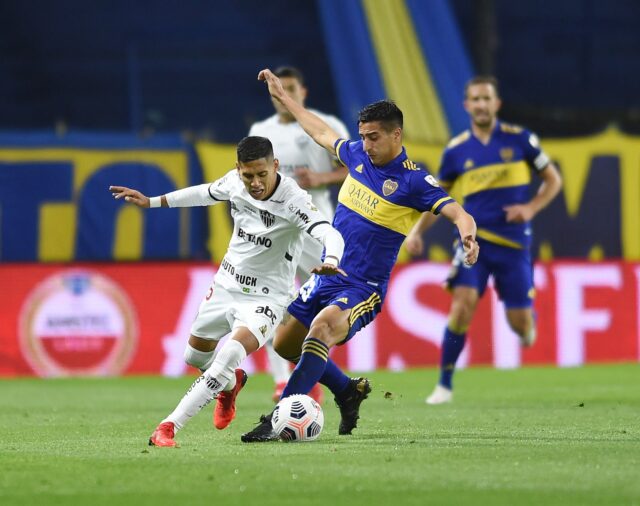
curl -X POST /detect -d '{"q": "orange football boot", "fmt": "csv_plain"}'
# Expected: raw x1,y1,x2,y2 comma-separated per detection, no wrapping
214,369,248,430
148,421,177,447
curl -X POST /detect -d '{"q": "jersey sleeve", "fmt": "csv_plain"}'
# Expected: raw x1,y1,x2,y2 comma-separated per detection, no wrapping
521,129,551,172
164,184,217,208
164,167,236,207
286,191,343,263
286,192,332,233
437,148,459,185
409,171,456,214
333,138,356,168
206,169,237,201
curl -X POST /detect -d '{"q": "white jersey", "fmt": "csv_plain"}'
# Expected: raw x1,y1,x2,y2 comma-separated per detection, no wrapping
166,170,336,307
249,110,350,220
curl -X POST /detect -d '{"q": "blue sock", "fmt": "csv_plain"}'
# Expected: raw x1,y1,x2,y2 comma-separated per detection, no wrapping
281,337,328,398
439,327,466,389
319,358,350,397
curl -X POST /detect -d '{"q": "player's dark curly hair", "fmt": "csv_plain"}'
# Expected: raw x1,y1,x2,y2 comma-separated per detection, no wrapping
357,100,403,132
237,136,274,163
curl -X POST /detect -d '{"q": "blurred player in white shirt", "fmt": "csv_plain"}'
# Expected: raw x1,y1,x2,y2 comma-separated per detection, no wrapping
110,136,345,447
249,66,349,403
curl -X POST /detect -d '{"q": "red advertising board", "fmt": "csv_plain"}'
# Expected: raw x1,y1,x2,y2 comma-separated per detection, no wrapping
1,261,638,377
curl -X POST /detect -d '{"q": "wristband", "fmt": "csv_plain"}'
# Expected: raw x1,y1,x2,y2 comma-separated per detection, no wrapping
149,196,162,208
324,255,339,267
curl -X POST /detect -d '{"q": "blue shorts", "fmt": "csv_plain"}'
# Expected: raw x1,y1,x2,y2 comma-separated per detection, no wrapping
288,275,384,344
446,238,534,309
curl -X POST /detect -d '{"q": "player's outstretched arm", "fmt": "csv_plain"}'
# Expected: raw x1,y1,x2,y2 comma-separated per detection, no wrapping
404,212,439,256
110,183,219,209
306,222,347,277
109,186,167,208
404,179,452,255
258,68,340,153
439,202,479,265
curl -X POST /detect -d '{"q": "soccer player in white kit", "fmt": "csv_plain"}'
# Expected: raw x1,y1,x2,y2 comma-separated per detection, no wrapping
109,136,345,448
249,66,350,403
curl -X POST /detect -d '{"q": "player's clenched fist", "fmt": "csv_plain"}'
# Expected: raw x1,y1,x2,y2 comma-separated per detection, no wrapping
109,185,150,208
462,235,479,266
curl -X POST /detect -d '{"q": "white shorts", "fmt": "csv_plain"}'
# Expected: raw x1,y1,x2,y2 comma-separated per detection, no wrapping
190,283,285,347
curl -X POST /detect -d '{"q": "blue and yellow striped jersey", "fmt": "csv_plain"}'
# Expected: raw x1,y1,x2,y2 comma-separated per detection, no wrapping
439,121,550,249
333,138,454,288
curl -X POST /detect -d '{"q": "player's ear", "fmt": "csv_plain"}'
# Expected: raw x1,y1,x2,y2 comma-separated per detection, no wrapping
273,158,280,172
495,98,502,112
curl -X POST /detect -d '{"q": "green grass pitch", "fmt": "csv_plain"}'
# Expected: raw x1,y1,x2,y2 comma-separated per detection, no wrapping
1,364,638,506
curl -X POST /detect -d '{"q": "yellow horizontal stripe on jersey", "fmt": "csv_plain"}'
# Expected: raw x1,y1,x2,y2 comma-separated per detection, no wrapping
459,161,531,198
338,175,422,236
430,196,453,214
477,228,524,249
335,139,348,166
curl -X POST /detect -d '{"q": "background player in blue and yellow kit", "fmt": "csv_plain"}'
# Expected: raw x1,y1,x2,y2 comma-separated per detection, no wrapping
240,69,479,442
405,76,563,405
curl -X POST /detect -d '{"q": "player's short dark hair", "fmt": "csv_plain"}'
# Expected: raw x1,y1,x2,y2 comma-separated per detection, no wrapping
273,66,305,86
237,136,274,163
357,100,403,131
465,76,500,98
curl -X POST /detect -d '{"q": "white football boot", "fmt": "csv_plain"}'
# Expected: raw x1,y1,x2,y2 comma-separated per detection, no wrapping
425,384,453,405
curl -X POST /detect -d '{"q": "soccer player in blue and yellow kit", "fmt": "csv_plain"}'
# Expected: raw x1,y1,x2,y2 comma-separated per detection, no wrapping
241,69,479,442
405,76,563,405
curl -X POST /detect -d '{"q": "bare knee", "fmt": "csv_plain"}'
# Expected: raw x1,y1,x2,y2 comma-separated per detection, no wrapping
273,336,296,359
308,319,334,344
308,314,348,347
274,318,308,359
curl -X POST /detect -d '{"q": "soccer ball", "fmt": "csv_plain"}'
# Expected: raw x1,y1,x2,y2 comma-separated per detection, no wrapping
271,394,324,442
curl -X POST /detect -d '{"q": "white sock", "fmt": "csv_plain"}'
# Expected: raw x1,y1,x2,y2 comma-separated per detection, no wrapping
208,339,246,392
163,374,218,431
265,339,291,384
164,340,247,430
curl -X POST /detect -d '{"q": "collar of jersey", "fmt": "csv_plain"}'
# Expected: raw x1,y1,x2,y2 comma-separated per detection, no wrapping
369,146,408,172
264,173,282,201
470,120,501,145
